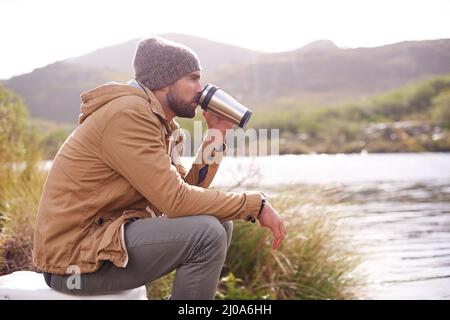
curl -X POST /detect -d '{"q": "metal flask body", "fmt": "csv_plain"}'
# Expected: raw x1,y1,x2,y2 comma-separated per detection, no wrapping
198,84,252,128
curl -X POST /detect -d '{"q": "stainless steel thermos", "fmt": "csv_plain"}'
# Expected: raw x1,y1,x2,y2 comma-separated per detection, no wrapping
198,84,252,128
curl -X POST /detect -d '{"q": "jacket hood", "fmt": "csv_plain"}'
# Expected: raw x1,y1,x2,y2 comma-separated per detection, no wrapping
79,82,151,124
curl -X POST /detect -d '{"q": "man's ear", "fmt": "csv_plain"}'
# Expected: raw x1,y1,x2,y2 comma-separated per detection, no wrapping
154,86,170,95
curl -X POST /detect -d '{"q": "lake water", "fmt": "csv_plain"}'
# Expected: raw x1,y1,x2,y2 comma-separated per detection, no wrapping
204,152,450,187
186,153,450,299
44,152,450,299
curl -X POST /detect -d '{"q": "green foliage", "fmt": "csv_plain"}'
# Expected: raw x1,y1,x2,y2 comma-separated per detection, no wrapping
247,74,450,153
0,85,42,192
41,128,70,158
0,85,46,275
146,271,175,300
216,273,269,300
0,86,33,164
31,118,76,159
367,76,448,120
431,90,450,128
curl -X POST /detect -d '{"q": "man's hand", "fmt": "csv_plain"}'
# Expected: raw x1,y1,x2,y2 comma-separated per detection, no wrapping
202,110,234,139
258,202,287,250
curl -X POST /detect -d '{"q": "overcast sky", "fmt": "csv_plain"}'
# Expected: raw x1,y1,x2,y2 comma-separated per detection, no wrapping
1,0,449,79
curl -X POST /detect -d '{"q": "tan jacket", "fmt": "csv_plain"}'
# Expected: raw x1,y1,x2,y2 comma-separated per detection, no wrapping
32,82,262,275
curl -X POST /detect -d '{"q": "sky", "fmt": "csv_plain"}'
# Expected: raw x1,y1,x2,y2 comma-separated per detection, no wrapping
1,0,449,79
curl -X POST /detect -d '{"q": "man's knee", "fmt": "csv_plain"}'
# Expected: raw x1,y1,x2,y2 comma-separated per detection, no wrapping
197,215,227,240
192,216,228,256
197,217,233,249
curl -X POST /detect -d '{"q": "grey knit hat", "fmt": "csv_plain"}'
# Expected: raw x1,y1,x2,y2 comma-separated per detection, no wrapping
133,36,201,91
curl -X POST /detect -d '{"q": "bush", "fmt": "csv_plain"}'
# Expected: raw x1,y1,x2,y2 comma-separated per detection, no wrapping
221,189,364,299
0,85,45,275
431,90,450,128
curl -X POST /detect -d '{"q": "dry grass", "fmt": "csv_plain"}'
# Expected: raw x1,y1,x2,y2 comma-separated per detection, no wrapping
219,188,365,300
0,165,46,275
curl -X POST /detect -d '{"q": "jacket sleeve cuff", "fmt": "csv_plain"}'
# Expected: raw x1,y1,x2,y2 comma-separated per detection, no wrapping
239,191,263,223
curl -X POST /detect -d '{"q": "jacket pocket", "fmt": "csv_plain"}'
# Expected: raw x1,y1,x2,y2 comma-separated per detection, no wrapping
80,218,111,264
62,240,75,266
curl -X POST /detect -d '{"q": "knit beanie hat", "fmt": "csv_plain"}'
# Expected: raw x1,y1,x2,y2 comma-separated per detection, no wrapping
133,36,202,91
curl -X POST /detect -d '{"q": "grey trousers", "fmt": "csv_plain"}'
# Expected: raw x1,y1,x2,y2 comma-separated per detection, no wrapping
46,215,233,299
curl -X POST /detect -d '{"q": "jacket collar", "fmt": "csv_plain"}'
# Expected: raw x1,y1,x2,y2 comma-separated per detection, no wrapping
127,79,169,123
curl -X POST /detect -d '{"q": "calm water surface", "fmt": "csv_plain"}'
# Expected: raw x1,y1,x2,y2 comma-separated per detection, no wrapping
203,153,450,299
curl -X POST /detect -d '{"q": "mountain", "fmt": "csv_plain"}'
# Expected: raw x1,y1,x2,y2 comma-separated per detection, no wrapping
4,62,130,122
296,40,339,53
66,33,265,74
209,39,450,106
3,35,450,123
5,33,265,123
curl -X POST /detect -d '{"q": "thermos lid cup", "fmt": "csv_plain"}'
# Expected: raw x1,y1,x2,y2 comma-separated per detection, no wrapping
199,84,252,128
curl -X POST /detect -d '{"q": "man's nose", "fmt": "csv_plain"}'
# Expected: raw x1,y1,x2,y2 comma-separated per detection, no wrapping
195,82,203,94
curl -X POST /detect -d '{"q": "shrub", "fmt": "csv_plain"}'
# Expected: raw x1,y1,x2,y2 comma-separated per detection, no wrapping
221,190,364,299
0,85,44,275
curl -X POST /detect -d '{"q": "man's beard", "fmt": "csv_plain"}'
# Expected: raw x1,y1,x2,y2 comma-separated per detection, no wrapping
167,88,199,118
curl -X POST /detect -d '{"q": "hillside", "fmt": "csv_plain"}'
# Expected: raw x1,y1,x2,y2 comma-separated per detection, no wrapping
66,33,265,74
4,62,129,122
3,35,450,123
210,39,450,105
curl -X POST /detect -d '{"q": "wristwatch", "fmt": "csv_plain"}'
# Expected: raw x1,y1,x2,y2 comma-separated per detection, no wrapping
214,142,226,152
209,142,227,162
257,192,267,219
